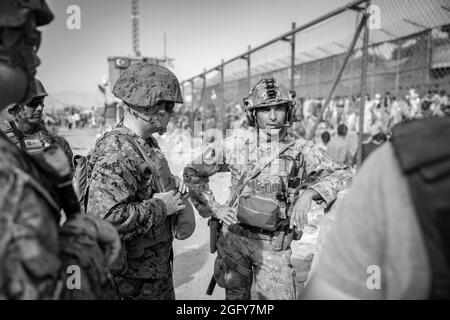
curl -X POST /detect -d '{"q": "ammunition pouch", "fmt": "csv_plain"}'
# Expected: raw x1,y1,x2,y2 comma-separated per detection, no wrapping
237,191,279,231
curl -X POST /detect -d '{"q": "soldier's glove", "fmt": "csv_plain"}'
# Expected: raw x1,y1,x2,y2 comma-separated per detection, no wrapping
61,215,121,268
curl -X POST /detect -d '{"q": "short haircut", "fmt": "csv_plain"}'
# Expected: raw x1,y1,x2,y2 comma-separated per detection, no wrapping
321,131,331,144
337,124,348,137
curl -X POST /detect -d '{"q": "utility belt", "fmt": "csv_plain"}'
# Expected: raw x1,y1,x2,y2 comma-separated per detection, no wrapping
227,220,301,251
229,223,280,239
246,179,300,194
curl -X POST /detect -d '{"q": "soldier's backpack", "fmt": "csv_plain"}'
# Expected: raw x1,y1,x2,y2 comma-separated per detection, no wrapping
391,117,450,299
73,128,195,240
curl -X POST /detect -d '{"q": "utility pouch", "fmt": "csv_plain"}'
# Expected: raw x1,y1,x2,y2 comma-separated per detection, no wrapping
237,191,279,231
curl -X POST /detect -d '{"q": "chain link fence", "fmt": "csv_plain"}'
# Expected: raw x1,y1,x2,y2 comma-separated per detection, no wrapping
180,0,450,143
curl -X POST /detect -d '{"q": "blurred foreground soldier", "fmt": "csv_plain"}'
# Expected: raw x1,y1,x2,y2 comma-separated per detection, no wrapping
303,117,450,299
1,78,74,173
84,62,195,300
184,78,351,300
0,0,120,299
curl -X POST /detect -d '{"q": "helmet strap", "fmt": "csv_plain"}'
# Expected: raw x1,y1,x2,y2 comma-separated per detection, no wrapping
126,105,166,135
149,114,165,135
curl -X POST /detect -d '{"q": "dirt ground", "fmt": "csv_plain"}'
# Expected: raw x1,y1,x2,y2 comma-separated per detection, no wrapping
63,127,329,300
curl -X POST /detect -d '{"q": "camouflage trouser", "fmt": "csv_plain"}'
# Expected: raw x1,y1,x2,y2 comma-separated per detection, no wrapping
113,239,175,300
214,227,296,300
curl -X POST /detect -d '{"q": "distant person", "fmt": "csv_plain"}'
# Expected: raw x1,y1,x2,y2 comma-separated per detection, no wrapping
353,132,387,165
318,131,331,152
327,124,352,166
1,79,74,173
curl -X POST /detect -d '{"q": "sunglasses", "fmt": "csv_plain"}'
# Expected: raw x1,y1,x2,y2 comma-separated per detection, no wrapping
28,99,44,109
161,101,175,115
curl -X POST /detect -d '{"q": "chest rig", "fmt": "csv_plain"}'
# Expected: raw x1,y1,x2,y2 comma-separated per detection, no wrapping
233,139,305,231
109,127,194,248
126,132,175,247
0,121,52,156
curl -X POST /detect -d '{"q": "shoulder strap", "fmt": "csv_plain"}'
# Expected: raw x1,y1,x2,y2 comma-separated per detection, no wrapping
227,141,295,207
391,117,450,300
392,117,450,173
106,128,164,192
0,121,24,149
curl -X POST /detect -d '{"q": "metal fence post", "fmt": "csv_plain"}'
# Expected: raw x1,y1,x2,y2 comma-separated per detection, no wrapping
357,0,371,168
219,59,225,134
181,81,185,100
247,45,251,93
190,79,195,133
306,8,370,140
291,22,296,91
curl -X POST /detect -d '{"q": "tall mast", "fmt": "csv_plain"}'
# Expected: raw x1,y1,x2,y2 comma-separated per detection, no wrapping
131,0,141,56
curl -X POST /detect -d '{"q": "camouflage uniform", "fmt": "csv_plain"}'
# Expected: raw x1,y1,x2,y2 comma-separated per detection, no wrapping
86,124,175,300
184,78,351,300
85,62,186,300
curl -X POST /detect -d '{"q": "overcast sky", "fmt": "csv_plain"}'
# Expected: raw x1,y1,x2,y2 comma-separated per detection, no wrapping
38,0,350,94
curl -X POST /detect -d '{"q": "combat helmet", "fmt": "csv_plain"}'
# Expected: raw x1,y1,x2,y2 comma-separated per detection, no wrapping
31,78,48,100
0,0,54,107
112,62,183,108
242,78,297,127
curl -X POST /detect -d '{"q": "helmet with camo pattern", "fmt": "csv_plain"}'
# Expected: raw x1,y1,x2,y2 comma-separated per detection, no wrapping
112,62,183,108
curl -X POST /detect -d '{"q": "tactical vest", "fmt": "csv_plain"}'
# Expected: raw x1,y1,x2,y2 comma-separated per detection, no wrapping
82,127,194,249
135,134,176,247
0,121,52,156
391,117,450,299
236,142,306,231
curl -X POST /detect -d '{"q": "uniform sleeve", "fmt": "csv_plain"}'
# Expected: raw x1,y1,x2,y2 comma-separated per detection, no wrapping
301,142,352,207
183,141,229,218
86,141,166,241
53,135,75,174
